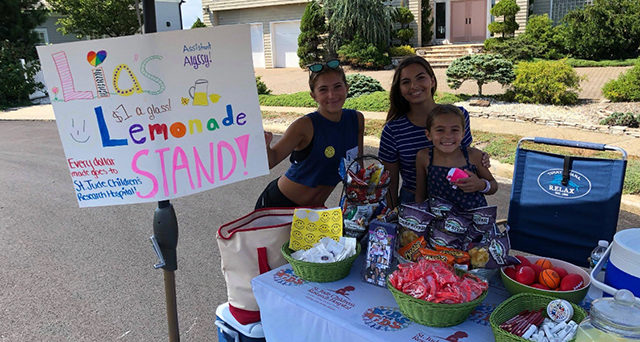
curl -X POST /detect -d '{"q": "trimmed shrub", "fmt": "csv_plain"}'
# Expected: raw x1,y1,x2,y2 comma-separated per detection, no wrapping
488,0,520,38
337,35,391,69
511,60,581,105
297,0,327,68
255,76,271,95
346,74,384,98
190,18,206,28
521,15,566,60
421,0,434,45
392,6,414,46
602,64,640,102
389,45,415,57
483,37,535,62
560,0,640,60
599,112,640,128
446,54,515,96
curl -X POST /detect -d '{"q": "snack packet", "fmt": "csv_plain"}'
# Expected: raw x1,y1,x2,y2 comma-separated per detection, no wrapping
434,244,471,265
429,196,455,218
362,220,397,287
428,209,474,250
468,223,518,269
418,248,455,265
398,236,427,261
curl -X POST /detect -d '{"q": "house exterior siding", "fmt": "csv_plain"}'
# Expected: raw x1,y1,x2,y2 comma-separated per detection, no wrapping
38,15,84,45
208,0,308,11
203,2,307,68
515,0,528,35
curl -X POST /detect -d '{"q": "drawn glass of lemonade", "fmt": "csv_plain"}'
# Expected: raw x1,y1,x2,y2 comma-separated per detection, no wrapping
189,79,209,106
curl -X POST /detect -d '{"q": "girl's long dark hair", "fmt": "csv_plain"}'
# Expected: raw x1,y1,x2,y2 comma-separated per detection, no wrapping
386,56,438,123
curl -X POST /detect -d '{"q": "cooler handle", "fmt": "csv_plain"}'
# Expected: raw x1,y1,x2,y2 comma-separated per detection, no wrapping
215,320,240,342
590,244,640,305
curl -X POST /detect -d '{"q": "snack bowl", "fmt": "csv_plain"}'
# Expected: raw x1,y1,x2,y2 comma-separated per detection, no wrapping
500,255,590,304
489,293,587,342
387,274,488,327
281,241,361,283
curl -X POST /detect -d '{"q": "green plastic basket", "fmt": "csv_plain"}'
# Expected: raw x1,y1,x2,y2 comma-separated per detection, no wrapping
387,278,488,327
489,293,587,342
281,241,361,282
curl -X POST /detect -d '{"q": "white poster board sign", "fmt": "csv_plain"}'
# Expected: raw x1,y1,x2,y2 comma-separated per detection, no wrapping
36,25,268,207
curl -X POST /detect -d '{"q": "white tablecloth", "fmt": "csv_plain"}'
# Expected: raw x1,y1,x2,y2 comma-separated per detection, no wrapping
252,255,511,342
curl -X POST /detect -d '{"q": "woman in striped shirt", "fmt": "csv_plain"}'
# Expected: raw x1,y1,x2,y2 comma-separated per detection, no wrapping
378,56,488,207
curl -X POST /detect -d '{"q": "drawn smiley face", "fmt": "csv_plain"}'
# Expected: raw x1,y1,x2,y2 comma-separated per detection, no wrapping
69,118,90,143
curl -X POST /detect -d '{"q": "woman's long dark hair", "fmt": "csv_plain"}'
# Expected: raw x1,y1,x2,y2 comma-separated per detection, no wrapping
386,56,437,122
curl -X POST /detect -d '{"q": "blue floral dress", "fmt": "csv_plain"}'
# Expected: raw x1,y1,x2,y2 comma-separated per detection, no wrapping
426,147,487,210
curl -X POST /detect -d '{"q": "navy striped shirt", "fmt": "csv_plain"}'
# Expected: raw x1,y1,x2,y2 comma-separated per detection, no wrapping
377,106,473,192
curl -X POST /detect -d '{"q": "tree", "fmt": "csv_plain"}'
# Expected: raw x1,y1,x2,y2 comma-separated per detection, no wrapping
48,0,140,38
392,6,414,46
559,0,640,60
0,0,48,58
446,54,515,96
520,14,565,59
297,0,327,67
323,0,392,55
488,0,520,38
191,18,206,29
0,0,48,108
421,0,434,45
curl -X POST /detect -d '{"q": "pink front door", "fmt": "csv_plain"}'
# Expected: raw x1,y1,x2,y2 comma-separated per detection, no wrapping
450,0,487,43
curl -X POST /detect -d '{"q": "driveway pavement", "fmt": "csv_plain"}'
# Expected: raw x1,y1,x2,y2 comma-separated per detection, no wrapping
255,66,632,100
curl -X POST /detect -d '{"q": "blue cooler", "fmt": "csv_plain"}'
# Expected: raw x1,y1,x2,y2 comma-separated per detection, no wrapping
215,302,265,342
605,228,640,297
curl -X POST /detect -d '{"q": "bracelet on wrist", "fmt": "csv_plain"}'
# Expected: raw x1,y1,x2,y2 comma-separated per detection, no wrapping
480,179,491,194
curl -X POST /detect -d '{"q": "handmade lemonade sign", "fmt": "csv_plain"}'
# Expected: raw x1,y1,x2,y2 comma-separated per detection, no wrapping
36,25,269,207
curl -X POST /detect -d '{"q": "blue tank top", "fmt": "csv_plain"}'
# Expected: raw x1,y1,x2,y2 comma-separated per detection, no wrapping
285,109,359,187
427,147,487,210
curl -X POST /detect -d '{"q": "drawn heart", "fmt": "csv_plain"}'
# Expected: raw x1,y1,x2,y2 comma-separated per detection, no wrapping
87,50,107,67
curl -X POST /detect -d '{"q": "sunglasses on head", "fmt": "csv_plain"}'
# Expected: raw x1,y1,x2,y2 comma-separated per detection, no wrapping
308,59,340,73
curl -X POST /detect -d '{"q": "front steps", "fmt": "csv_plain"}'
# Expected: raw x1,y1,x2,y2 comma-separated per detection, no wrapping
415,43,484,68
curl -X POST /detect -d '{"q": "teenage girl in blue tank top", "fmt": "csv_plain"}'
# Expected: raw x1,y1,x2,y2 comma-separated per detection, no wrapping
415,104,498,209
255,60,364,209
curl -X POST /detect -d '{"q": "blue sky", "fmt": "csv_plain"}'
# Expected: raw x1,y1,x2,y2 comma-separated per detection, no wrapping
181,0,202,29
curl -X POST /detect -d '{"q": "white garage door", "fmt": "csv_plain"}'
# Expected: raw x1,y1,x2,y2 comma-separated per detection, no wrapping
272,21,300,68
250,23,265,68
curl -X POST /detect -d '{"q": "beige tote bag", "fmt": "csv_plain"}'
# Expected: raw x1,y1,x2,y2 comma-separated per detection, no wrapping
216,207,295,324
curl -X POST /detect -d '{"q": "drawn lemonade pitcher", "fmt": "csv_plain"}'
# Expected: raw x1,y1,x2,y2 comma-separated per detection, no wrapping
189,79,209,106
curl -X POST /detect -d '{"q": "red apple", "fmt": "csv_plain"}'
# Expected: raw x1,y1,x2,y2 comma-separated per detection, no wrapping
530,263,543,279
553,266,568,279
515,265,536,285
560,274,584,291
504,267,517,280
531,283,550,290
515,255,531,266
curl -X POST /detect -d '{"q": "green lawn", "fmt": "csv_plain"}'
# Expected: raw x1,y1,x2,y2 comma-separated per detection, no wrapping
262,111,640,194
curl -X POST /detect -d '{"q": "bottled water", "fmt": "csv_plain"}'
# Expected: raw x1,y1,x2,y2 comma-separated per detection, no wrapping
585,240,610,306
590,240,609,270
